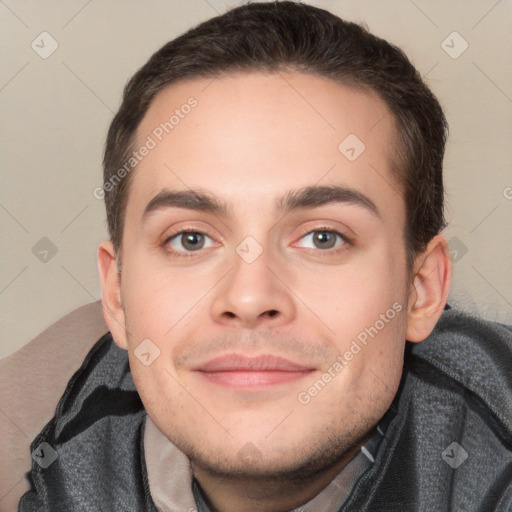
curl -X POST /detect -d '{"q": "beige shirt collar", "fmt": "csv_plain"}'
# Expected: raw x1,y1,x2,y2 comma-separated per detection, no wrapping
143,413,377,512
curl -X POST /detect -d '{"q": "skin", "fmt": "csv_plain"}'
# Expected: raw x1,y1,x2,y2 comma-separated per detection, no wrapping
98,71,452,512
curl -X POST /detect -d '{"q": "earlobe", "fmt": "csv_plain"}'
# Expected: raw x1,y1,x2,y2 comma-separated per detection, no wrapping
406,235,453,342
97,240,128,349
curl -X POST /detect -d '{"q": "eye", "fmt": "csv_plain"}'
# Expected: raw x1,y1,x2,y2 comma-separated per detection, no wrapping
296,228,350,252
162,227,351,259
165,230,215,255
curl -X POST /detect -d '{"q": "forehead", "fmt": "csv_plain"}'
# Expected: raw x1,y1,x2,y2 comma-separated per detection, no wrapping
128,71,403,226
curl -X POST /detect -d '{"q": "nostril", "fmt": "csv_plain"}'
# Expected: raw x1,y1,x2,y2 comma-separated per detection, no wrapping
267,310,278,317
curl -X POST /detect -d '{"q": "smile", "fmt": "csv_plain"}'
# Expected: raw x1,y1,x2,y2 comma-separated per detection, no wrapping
193,354,315,389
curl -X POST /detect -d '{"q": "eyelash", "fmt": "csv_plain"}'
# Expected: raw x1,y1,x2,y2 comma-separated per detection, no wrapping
162,226,353,259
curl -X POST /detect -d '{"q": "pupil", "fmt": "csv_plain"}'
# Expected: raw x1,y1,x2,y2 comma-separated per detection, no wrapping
184,232,202,250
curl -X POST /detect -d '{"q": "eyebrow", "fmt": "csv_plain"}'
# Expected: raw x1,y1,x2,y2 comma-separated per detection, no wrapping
141,184,381,223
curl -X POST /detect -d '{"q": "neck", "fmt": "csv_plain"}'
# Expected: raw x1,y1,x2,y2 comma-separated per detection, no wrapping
191,435,368,512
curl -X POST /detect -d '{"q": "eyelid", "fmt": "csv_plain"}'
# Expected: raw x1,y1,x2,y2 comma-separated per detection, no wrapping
167,231,215,250
296,221,353,240
163,228,214,245
161,221,218,244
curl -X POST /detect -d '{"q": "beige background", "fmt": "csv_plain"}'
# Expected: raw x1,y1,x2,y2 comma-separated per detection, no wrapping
1,0,511,358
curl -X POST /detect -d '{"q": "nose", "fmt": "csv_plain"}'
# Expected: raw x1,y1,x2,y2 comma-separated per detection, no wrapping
210,244,296,329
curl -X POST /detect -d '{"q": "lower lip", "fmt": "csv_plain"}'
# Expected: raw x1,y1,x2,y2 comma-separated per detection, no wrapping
197,370,313,389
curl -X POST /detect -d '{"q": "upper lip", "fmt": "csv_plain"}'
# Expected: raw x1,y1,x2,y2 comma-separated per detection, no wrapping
194,354,314,372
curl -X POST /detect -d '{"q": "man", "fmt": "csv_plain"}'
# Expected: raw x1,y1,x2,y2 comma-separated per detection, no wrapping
19,1,512,511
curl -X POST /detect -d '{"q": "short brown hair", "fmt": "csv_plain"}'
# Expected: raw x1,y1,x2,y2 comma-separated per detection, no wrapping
103,0,448,275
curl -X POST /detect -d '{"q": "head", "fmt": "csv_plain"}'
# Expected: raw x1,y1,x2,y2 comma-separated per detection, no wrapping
98,0,452,491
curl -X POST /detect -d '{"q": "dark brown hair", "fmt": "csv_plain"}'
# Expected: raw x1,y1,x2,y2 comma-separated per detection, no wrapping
103,0,448,275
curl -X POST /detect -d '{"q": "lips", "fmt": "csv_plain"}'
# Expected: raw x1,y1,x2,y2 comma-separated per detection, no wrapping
193,354,315,388
197,354,311,372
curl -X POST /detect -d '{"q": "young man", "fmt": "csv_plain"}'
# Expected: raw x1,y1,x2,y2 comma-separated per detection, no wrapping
19,2,512,511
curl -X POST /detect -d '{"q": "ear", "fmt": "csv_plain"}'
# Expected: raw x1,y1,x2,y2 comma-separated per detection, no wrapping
97,240,128,349
406,235,453,342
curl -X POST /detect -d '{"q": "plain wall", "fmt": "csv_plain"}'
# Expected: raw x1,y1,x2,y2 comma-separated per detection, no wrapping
1,0,511,358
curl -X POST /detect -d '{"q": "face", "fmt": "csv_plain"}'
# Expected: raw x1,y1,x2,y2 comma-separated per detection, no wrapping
115,71,412,478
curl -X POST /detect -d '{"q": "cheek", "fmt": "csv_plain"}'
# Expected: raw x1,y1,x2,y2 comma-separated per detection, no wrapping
310,267,407,411
129,361,176,435
121,258,211,340
308,324,406,431
128,351,227,446
296,253,407,342
343,303,407,405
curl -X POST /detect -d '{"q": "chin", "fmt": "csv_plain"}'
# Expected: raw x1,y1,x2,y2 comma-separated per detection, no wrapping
172,420,369,483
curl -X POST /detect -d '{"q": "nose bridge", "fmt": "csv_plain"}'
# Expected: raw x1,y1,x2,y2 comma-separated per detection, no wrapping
210,234,295,328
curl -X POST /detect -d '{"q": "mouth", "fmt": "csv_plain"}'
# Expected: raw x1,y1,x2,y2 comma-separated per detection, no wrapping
193,354,316,389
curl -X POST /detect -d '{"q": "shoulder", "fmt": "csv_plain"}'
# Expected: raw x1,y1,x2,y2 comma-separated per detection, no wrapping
0,302,109,510
406,305,512,439
346,308,512,510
